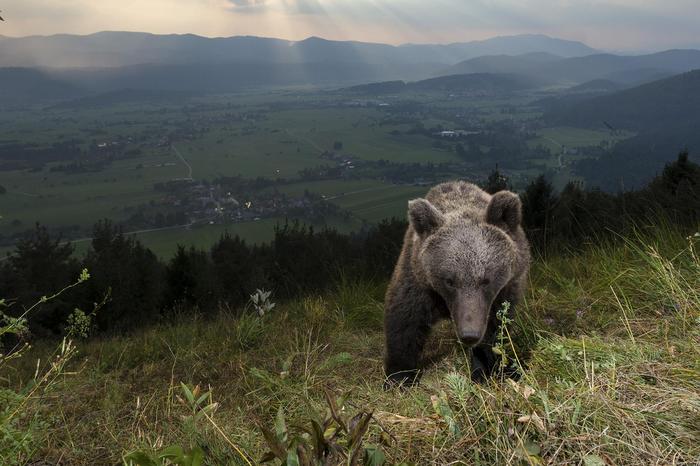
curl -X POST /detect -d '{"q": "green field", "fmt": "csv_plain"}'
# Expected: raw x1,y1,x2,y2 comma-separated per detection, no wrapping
0,90,636,258
0,153,180,232
128,215,362,258
269,178,429,223
174,107,458,180
529,126,635,154
331,184,428,223
0,97,455,241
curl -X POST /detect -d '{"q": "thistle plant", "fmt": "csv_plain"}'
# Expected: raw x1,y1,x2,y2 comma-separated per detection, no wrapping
250,289,276,317
492,301,513,371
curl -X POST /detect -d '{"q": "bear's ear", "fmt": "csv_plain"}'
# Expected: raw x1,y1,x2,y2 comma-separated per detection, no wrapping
486,191,522,233
408,198,444,237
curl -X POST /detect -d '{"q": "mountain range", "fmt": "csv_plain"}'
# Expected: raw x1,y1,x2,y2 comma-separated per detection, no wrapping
1,31,700,104
0,32,597,68
445,49,700,85
545,69,700,131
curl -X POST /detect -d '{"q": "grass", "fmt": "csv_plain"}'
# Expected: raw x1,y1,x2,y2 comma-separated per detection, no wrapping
2,226,698,464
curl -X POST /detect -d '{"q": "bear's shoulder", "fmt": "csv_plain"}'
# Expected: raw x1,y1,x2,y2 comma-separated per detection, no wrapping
425,181,490,216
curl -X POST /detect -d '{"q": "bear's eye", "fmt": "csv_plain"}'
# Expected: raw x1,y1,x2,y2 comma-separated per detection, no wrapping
444,277,457,288
479,278,491,287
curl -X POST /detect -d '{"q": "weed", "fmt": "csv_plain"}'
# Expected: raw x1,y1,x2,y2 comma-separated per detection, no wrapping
258,390,386,466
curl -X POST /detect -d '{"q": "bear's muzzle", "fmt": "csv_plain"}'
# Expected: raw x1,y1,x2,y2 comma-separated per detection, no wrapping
451,290,489,346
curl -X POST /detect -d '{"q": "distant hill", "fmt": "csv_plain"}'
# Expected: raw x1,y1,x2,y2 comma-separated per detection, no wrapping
601,68,673,86
47,61,442,95
0,68,80,105
410,73,542,92
0,32,597,68
340,72,542,95
439,52,562,76
567,79,625,94
341,80,408,95
398,34,595,64
544,70,700,190
445,49,700,85
545,69,700,130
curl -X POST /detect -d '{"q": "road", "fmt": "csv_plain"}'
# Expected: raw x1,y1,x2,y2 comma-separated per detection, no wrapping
0,146,197,262
171,144,194,180
323,185,403,201
543,136,565,169
0,218,221,262
285,129,323,152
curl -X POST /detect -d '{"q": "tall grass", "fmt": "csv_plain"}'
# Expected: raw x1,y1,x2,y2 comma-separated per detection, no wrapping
1,228,698,464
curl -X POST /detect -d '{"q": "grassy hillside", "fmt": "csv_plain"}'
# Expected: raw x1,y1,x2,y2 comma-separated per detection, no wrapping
2,226,698,464
545,69,700,130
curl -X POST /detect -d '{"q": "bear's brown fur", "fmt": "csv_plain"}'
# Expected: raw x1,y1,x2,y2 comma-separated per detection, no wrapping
384,181,530,386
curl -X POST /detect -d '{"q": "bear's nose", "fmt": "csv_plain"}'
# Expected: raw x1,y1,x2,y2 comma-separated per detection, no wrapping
458,330,481,345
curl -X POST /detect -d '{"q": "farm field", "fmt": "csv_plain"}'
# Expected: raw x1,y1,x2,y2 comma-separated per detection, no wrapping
127,215,362,258
173,107,458,180
269,178,430,222
0,89,635,258
0,149,181,235
529,126,635,153
331,184,429,223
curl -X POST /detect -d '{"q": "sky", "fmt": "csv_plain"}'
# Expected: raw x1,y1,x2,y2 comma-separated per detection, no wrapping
1,0,699,51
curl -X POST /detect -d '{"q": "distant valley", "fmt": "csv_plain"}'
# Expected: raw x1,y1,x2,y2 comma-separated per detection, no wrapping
0,31,698,256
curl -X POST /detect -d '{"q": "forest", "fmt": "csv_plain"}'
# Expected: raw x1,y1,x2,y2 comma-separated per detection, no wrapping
2,151,697,337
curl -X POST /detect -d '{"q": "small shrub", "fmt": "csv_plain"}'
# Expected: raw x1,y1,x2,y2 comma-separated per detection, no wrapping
123,383,251,466
259,390,386,466
1,269,90,464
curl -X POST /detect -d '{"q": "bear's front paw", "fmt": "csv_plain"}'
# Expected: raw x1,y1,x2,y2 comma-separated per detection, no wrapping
383,370,420,390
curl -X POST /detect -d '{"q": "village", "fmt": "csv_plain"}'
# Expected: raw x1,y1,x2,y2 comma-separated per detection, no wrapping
132,177,347,232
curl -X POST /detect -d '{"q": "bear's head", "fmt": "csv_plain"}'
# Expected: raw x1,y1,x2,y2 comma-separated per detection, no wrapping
408,191,522,346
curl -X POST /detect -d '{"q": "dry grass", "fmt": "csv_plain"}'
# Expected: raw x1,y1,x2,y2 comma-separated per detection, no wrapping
2,229,699,465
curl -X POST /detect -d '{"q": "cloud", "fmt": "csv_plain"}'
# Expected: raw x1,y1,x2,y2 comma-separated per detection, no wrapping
290,0,325,15
224,0,268,15
225,0,326,15
228,0,265,5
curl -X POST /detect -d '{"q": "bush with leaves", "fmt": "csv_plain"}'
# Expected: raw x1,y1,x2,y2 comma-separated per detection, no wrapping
123,383,252,466
259,390,386,466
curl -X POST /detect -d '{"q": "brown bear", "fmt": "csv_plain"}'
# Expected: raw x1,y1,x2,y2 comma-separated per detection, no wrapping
384,181,530,387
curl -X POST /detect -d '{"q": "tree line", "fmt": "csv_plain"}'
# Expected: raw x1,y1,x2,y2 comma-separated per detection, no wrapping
0,152,697,339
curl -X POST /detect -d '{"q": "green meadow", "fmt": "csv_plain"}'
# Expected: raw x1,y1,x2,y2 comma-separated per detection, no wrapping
0,91,633,258
3,226,697,465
